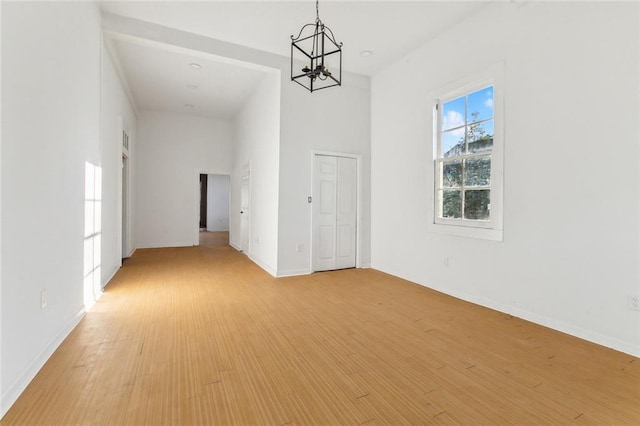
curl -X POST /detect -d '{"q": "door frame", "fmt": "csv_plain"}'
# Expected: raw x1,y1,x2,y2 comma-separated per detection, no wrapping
119,116,132,261
121,153,130,258
199,174,208,229
193,169,231,246
310,150,362,272
239,162,251,254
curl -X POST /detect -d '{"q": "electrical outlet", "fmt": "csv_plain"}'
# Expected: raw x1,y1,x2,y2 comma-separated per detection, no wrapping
41,290,48,309
296,244,303,253
629,295,640,311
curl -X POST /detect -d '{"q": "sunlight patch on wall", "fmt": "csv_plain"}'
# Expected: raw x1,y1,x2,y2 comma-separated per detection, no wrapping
84,162,102,310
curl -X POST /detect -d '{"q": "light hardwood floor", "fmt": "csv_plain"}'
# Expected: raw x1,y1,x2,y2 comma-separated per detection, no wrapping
2,232,639,424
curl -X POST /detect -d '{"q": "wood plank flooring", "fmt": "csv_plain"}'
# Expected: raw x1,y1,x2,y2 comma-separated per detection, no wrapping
2,232,639,425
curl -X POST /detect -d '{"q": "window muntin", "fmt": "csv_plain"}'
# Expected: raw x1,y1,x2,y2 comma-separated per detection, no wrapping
436,85,495,226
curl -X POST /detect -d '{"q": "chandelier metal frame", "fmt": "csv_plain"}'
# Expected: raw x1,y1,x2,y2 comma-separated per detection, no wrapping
290,0,342,92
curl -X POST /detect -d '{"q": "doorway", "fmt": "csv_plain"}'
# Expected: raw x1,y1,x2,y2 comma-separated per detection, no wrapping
197,173,231,245
240,163,250,253
199,174,208,230
312,154,357,271
122,154,129,258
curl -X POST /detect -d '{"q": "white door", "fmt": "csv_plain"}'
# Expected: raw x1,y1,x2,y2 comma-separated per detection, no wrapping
240,163,250,253
313,155,357,271
335,157,357,269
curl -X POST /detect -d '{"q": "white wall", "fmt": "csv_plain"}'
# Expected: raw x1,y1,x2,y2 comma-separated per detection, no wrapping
1,1,102,415
100,14,372,278
206,174,229,232
101,44,137,282
0,2,4,413
371,2,640,356
229,64,371,278
231,72,281,274
277,69,371,276
135,111,232,248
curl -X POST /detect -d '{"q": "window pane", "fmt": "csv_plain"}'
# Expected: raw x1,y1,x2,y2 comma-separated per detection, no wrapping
442,160,462,187
467,86,493,123
441,160,462,188
442,130,464,157
441,190,462,218
467,120,493,153
442,96,465,131
464,190,490,220
464,156,491,186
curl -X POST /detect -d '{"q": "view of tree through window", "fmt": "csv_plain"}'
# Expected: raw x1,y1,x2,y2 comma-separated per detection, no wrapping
437,86,494,221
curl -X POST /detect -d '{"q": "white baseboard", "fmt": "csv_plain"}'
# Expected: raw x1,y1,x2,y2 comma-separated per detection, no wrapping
229,241,241,251
102,265,120,289
503,303,640,357
411,279,640,357
248,254,277,277
276,268,312,277
1,308,86,418
136,241,194,249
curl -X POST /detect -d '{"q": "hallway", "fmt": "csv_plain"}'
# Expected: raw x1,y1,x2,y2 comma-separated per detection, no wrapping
199,231,230,248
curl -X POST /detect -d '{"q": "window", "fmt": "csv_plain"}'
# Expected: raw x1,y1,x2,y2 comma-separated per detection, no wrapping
431,69,503,241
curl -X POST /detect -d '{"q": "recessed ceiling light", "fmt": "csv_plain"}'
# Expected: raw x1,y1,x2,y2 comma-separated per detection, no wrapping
187,84,198,90
360,50,373,57
184,104,194,109
188,63,202,70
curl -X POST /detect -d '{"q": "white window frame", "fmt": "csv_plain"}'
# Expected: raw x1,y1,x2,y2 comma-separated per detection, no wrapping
428,64,504,241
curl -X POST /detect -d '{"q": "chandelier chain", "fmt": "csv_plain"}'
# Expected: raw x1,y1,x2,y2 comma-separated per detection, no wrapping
316,0,320,23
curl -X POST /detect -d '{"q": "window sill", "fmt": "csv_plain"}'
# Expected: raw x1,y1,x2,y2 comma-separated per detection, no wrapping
427,222,503,242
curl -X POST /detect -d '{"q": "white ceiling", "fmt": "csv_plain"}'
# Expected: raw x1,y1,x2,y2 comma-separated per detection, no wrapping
110,37,269,119
101,1,487,119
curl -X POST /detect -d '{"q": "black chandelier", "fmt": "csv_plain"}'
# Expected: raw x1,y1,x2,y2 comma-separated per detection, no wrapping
290,0,342,92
